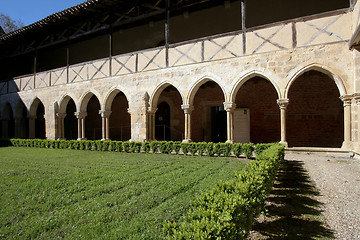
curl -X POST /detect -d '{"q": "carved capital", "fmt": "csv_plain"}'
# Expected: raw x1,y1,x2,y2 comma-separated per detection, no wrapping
147,107,158,115
56,112,67,119
74,112,87,119
99,110,112,118
181,104,194,114
340,95,352,107
223,102,236,112
277,99,289,109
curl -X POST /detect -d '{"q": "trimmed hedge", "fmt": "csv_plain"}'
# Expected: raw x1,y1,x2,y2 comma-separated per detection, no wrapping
163,143,285,239
7,139,276,159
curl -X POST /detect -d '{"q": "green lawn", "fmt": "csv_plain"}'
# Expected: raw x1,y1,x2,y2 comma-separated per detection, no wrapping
0,147,246,239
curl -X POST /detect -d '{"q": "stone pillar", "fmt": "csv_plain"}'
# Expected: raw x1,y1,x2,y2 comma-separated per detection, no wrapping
224,102,236,143
181,104,194,143
277,99,289,146
340,95,352,149
147,107,157,141
99,110,112,140
56,113,67,140
75,112,87,140
29,116,36,139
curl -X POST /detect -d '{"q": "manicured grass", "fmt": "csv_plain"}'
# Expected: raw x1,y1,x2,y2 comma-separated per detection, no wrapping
0,147,246,239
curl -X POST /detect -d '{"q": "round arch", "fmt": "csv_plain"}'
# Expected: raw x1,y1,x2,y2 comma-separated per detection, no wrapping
285,63,347,98
29,97,45,117
286,68,344,147
104,87,130,111
79,91,102,112
230,71,281,102
2,102,14,119
150,82,185,109
187,75,227,106
59,94,78,113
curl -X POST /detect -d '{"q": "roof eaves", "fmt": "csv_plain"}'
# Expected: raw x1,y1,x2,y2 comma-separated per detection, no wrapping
0,0,102,41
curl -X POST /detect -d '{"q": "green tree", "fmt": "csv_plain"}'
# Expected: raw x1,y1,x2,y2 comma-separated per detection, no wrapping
0,12,24,34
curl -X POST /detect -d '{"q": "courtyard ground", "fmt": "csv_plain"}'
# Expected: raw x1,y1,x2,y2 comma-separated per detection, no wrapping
249,152,360,240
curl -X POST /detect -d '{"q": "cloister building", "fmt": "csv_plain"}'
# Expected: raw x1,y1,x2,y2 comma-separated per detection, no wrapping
1,0,360,152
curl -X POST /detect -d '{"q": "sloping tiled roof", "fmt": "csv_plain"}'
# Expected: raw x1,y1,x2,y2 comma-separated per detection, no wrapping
0,0,102,40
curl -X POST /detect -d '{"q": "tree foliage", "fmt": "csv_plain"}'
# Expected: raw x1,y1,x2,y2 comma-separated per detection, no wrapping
0,12,24,34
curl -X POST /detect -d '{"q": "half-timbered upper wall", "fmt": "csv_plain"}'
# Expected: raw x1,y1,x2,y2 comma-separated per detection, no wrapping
69,35,109,65
247,0,349,28
113,19,165,56
170,0,242,44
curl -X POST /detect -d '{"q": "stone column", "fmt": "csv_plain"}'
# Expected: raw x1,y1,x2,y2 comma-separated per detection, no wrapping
340,95,352,149
147,107,157,141
75,112,87,140
224,102,236,143
277,99,289,146
56,113,67,140
181,104,194,143
29,116,36,139
99,110,112,140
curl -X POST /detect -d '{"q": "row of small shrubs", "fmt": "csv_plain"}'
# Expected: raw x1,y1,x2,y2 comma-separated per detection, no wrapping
8,138,276,158
163,143,285,239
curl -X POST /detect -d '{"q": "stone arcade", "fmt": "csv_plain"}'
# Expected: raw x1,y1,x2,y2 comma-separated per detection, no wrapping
1,0,360,152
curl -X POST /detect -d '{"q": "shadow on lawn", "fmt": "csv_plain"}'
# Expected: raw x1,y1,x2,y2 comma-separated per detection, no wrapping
250,159,335,240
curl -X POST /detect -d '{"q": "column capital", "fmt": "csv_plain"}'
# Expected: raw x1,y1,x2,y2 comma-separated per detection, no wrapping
56,112,67,119
223,102,236,112
181,104,194,114
74,112,87,119
352,93,360,104
147,107,158,114
99,110,112,118
277,98,289,109
340,95,352,106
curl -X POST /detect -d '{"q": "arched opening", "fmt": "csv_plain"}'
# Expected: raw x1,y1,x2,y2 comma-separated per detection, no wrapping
192,81,226,142
35,102,46,139
3,103,15,138
15,101,29,139
64,99,77,140
156,102,171,141
287,70,343,147
234,77,280,143
154,85,184,141
109,91,131,141
85,95,101,140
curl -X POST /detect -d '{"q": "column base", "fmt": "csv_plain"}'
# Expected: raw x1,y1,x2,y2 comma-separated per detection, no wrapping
182,139,192,143
101,138,111,141
77,138,87,141
341,141,353,150
279,141,288,147
226,140,234,144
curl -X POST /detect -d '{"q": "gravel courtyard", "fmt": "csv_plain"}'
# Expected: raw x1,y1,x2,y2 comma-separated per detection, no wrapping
290,152,360,240
249,151,360,239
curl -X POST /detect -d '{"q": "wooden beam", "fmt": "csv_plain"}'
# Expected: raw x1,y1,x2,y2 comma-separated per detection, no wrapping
165,0,170,67
241,0,246,55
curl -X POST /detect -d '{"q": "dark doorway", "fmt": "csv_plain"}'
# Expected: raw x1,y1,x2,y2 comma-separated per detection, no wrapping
64,99,77,140
35,103,46,139
22,106,29,139
85,95,101,140
155,102,171,141
211,106,227,143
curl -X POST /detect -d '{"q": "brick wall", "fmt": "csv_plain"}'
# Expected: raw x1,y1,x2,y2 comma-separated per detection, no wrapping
235,77,280,143
287,70,344,147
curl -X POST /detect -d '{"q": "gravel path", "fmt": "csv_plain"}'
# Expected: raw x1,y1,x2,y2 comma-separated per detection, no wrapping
286,152,360,240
